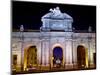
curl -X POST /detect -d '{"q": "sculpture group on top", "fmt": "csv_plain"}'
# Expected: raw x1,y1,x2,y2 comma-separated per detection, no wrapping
41,7,73,31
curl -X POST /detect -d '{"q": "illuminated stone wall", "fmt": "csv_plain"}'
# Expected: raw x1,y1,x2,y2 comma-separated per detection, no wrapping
12,31,96,69
12,7,96,70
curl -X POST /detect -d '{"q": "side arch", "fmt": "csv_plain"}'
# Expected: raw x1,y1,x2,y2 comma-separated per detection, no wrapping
24,45,37,71
77,45,87,68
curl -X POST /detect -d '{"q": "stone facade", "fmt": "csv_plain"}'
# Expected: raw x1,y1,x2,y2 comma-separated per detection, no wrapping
12,7,96,71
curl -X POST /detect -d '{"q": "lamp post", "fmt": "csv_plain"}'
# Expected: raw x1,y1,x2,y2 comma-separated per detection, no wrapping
20,25,24,71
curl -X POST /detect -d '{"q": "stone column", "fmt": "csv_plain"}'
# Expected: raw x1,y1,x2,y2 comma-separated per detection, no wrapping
73,40,77,65
89,40,94,65
65,39,73,68
65,39,68,65
37,40,42,66
21,41,24,70
41,39,49,66
41,40,45,66
45,40,49,66
69,39,72,64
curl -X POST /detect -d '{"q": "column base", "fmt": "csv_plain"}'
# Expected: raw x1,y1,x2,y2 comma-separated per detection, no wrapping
40,64,50,70
65,63,74,69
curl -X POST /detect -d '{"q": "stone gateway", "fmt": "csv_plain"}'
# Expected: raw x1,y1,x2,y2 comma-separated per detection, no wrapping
12,7,96,72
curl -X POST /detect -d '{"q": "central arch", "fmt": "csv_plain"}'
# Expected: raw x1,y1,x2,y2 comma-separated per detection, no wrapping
53,46,63,68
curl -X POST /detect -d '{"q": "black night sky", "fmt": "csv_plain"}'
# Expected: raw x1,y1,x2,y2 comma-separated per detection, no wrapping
12,1,96,31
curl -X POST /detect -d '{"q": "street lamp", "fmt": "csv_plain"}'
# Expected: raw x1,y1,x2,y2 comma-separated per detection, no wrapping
20,25,24,71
